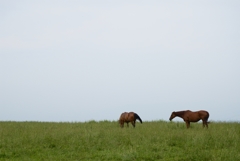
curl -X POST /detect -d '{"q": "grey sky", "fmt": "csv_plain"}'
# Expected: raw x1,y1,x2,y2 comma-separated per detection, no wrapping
1,1,240,122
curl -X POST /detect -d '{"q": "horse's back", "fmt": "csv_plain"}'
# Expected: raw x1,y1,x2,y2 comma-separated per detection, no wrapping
127,112,135,121
128,112,135,116
119,112,135,121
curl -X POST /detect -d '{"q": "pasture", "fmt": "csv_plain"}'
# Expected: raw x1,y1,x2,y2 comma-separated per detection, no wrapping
0,120,239,160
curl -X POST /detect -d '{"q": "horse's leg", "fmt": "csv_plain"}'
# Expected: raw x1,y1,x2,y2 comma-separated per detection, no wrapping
131,121,135,128
203,120,208,128
202,119,205,128
202,120,205,128
185,121,188,128
185,121,190,128
120,121,124,128
127,122,129,127
205,120,208,128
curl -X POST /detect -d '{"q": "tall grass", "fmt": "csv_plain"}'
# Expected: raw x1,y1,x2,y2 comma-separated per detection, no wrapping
0,120,239,160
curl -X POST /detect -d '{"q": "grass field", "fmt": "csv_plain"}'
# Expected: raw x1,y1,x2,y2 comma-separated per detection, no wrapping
0,120,239,161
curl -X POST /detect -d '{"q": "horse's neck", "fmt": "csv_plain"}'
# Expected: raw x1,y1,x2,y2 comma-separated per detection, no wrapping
175,111,187,118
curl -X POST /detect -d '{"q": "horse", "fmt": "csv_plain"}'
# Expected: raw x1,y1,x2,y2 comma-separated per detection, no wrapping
119,112,142,128
169,110,210,128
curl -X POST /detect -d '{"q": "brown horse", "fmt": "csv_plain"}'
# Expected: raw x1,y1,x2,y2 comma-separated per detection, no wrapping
169,110,210,128
119,112,142,128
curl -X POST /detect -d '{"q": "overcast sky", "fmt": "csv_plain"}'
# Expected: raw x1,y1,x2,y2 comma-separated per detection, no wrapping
1,1,240,122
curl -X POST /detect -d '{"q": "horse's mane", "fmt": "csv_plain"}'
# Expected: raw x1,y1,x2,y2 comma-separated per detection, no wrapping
175,110,192,116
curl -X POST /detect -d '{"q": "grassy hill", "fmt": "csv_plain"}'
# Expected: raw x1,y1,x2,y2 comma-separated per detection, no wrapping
0,120,239,160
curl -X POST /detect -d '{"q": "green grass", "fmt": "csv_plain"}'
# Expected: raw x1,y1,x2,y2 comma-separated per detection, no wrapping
0,120,240,160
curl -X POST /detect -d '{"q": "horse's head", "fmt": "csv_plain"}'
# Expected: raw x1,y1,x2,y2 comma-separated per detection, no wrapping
169,112,176,121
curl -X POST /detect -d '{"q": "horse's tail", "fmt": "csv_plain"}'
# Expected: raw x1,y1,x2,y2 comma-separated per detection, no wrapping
134,113,142,123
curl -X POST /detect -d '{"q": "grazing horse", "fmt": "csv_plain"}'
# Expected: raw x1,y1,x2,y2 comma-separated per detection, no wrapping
169,110,210,128
119,112,142,128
